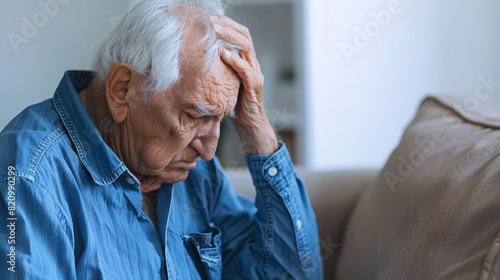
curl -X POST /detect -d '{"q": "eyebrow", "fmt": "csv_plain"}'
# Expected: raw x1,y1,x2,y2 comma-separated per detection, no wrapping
194,102,235,119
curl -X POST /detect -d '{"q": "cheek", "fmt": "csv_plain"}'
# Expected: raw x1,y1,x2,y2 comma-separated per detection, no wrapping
138,139,174,171
141,128,195,168
171,127,197,152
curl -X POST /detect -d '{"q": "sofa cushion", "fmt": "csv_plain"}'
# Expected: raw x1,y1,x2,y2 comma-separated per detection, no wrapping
336,94,500,280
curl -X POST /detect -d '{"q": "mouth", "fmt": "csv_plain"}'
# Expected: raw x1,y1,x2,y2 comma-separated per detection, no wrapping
181,161,197,170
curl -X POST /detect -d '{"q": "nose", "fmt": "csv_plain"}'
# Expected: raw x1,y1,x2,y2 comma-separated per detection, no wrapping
189,118,220,162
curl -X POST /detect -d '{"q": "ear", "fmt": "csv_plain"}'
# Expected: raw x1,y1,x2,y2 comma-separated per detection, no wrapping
105,62,134,124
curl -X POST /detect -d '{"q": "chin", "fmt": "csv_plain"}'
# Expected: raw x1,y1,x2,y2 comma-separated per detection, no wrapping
163,169,191,184
139,170,189,192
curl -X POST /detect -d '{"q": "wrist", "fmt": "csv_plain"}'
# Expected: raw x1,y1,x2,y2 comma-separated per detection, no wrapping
235,124,278,155
242,132,278,155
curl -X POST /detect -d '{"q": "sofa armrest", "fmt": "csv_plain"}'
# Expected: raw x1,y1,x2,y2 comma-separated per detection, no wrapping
302,169,377,279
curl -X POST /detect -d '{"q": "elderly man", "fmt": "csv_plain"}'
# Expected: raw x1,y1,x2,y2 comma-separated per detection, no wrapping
0,0,322,279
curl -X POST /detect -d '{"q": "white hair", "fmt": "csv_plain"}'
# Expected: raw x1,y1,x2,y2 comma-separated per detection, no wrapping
92,0,239,98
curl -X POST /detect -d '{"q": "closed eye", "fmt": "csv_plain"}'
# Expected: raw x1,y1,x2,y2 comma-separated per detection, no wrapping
184,112,198,128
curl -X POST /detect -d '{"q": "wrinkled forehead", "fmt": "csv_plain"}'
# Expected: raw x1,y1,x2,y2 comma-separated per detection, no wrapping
179,59,240,117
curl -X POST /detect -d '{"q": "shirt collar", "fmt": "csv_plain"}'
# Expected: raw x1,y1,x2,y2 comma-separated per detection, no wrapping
53,71,127,185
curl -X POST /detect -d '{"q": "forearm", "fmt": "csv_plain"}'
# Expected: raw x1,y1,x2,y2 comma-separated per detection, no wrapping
245,142,323,279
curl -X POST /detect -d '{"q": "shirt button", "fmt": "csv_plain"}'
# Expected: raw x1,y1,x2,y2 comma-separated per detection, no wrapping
268,167,278,177
126,177,135,185
296,219,303,230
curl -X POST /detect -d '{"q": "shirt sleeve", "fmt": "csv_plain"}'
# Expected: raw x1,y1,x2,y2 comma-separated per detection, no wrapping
212,142,323,279
0,175,76,279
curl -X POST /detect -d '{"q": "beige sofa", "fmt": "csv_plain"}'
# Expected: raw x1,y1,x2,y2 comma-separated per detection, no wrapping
226,167,378,279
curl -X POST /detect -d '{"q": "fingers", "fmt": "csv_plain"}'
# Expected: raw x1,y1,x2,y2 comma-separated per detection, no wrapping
210,15,251,40
215,23,252,53
211,15,264,96
211,15,255,55
220,49,254,87
210,15,260,70
222,48,264,94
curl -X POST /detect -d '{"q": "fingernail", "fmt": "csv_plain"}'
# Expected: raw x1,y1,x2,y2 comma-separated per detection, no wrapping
209,15,218,21
213,23,222,32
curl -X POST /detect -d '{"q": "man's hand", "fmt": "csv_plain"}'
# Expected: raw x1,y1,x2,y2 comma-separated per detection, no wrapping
210,15,278,155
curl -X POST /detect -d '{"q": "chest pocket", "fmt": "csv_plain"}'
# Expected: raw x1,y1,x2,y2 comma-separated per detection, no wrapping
183,223,222,279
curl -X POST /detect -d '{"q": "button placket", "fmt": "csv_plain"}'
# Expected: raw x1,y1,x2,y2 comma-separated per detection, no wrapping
296,219,303,230
126,177,135,185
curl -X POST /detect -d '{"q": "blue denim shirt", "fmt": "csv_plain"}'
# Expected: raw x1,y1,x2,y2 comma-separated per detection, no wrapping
0,71,322,279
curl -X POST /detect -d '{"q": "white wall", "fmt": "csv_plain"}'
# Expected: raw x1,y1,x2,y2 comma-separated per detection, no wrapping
304,0,500,170
0,0,126,130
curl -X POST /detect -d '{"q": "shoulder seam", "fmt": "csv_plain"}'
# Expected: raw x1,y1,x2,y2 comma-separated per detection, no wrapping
28,125,66,180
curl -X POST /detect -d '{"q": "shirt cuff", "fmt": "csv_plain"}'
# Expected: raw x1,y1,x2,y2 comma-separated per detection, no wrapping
245,141,295,190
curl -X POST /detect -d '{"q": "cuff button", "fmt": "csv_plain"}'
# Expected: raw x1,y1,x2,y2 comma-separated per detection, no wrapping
268,167,278,177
